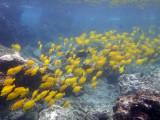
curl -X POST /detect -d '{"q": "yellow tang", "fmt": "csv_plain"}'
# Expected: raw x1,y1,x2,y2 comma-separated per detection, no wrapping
11,98,26,110
63,101,71,108
23,100,35,110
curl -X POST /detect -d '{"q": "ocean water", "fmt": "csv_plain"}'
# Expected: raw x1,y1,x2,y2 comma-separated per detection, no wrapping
0,0,160,47
0,0,160,120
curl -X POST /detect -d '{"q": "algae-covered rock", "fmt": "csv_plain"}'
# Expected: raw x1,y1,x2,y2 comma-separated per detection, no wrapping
113,89,160,120
118,72,160,94
85,110,112,120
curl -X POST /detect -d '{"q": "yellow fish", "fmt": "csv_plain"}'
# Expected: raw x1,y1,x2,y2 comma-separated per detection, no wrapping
32,89,39,99
56,45,62,51
24,68,33,75
3,78,16,86
1,84,15,96
54,60,59,67
86,68,94,74
42,74,50,82
60,85,68,92
39,82,52,89
78,76,86,84
67,68,72,74
39,90,49,98
31,66,39,76
23,100,35,110
44,95,53,103
73,86,82,93
38,41,41,45
20,88,29,98
11,97,26,110
7,65,24,75
119,66,125,73
39,44,42,51
96,71,103,77
85,59,91,65
63,101,71,108
44,59,49,66
48,99,55,107
69,43,72,48
14,87,27,95
11,44,21,51
91,82,98,88
6,92,18,100
55,93,65,100
91,76,97,83
26,60,36,66
40,66,47,74
49,91,57,96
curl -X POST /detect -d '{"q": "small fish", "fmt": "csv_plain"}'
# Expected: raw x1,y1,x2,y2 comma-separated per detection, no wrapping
3,78,16,86
14,87,27,95
48,99,55,107
55,93,65,100
78,76,86,84
24,68,33,75
91,76,97,83
1,84,15,96
96,71,103,77
26,60,36,66
40,66,47,74
76,51,89,58
49,91,57,96
32,89,39,99
23,100,35,110
7,65,24,75
91,82,98,88
119,66,125,73
60,85,68,92
73,86,82,93
63,101,71,108
39,44,42,51
44,95,53,103
11,44,21,51
6,92,18,100
31,66,39,76
42,74,50,82
11,98,26,110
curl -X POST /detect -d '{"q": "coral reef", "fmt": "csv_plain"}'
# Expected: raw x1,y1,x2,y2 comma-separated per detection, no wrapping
118,72,160,94
113,89,160,120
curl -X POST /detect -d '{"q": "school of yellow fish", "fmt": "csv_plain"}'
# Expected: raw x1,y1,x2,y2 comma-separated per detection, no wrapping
1,26,160,111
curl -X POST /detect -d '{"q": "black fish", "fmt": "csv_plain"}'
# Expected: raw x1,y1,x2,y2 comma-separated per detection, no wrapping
76,51,90,58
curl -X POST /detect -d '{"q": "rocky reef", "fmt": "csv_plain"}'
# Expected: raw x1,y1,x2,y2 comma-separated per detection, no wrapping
113,89,160,120
1,43,160,120
118,72,160,94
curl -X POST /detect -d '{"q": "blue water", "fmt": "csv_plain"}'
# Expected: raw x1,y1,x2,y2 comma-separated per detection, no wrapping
0,0,160,46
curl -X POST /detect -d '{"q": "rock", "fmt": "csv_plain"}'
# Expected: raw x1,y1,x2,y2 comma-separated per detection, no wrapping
113,89,160,120
0,44,27,73
85,110,112,120
0,44,43,119
39,100,112,120
3,110,25,120
77,77,120,114
39,105,79,120
118,72,160,94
